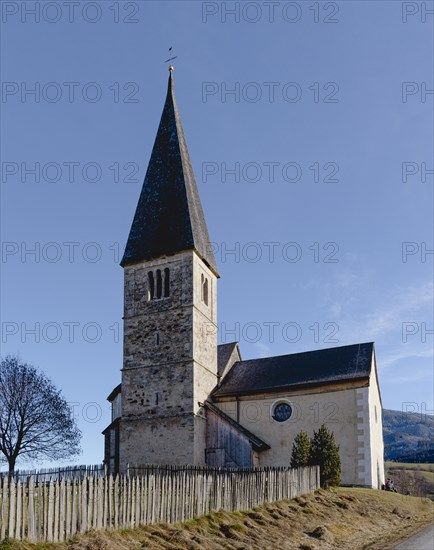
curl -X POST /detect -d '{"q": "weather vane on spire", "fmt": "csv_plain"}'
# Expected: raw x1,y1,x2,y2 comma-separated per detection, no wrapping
164,47,178,72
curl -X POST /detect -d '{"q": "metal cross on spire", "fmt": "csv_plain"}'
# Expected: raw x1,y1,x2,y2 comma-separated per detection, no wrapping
164,47,178,72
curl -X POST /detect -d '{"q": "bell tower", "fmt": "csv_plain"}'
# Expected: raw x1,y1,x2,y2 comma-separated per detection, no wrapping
118,70,219,471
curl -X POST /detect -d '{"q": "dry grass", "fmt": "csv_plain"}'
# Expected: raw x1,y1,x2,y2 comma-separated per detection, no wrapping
386,462,434,500
386,461,434,484
1,488,433,550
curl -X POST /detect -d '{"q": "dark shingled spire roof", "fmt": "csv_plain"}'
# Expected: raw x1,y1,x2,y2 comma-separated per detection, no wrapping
121,73,219,275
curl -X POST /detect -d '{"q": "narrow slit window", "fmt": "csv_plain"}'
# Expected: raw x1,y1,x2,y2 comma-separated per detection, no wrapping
164,268,170,297
201,274,209,306
148,271,155,301
204,278,209,306
156,269,162,299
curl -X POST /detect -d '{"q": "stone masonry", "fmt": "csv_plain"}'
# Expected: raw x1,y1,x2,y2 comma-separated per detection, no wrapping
119,251,218,471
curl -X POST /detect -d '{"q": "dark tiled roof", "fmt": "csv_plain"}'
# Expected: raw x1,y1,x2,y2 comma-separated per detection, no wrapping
121,74,218,276
107,383,121,402
217,342,241,378
102,417,120,435
212,343,374,398
205,401,270,452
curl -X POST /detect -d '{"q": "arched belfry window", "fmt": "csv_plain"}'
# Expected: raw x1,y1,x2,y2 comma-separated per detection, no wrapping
201,273,209,306
156,269,162,299
147,268,170,301
148,272,155,301
204,278,209,306
164,268,170,297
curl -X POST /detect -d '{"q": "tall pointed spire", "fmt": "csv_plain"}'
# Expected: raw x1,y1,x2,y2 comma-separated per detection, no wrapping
121,73,219,276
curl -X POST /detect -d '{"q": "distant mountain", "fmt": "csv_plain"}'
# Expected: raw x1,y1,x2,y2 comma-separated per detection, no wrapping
383,409,434,462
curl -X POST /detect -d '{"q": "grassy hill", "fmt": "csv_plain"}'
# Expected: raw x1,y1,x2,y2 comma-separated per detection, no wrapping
386,461,434,500
382,408,434,461
1,488,432,550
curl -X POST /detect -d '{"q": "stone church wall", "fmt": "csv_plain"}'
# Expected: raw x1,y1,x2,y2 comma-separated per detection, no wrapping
120,250,218,470
192,252,218,413
368,359,385,487
123,253,194,371
119,415,196,472
213,383,370,486
354,360,384,488
122,361,194,419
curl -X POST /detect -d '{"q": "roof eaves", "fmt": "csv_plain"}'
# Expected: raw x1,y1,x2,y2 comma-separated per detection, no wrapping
213,376,370,399
102,417,120,435
107,383,122,402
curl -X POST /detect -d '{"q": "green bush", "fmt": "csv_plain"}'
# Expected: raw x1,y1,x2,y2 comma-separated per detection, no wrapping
309,424,341,488
290,425,341,487
290,431,311,468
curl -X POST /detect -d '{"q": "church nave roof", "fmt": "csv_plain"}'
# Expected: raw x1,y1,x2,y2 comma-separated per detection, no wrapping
213,342,375,398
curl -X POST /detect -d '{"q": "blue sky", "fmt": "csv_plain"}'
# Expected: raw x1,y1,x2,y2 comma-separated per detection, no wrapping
1,1,433,468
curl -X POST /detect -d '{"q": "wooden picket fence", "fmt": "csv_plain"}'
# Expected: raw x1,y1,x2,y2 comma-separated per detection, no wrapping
1,464,104,484
0,465,319,543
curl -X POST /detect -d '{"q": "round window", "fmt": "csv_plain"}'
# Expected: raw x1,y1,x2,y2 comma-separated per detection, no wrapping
272,402,292,422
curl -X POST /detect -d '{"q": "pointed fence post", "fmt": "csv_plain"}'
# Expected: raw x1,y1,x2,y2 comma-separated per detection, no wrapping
8,477,16,540
47,480,54,542
80,476,87,533
27,477,36,543
1,476,8,540
71,479,77,538
15,479,22,540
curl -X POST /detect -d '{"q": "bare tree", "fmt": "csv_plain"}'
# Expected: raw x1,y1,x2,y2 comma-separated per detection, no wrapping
0,355,81,475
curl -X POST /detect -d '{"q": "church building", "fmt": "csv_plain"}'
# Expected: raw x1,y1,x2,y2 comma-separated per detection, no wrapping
103,69,385,489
